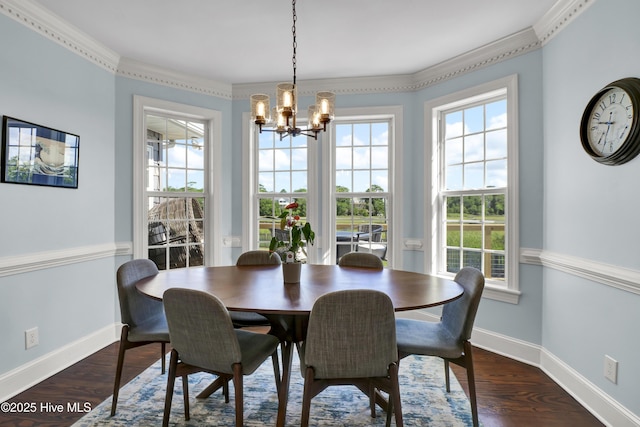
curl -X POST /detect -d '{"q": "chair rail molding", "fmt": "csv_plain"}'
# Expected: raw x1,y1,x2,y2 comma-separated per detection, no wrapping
0,243,131,277
539,250,640,295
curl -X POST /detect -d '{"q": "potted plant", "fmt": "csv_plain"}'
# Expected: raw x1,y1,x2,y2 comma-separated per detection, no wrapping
269,202,315,282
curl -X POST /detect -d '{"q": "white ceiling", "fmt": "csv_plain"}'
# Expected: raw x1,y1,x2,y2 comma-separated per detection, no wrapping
32,0,558,85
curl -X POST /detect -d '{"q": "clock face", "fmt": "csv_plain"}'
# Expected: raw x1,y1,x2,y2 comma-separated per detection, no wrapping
586,86,634,157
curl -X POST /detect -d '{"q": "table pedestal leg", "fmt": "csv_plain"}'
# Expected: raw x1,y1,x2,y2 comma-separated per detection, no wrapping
195,376,228,399
276,340,294,427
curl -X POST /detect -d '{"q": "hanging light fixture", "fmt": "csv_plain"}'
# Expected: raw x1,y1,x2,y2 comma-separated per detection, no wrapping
250,0,335,140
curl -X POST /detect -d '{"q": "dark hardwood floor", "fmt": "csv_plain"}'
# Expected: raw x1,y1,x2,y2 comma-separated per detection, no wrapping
1,342,603,427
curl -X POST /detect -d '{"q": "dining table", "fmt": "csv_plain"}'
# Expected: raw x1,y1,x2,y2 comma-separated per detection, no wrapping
135,263,464,426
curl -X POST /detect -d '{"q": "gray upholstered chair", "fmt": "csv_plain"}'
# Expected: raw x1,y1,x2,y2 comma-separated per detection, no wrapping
231,250,281,328
162,288,280,427
236,249,282,266
111,258,170,416
395,267,485,427
299,289,403,427
338,251,384,269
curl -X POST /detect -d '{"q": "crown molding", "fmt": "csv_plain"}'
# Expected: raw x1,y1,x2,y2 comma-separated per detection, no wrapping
2,0,593,98
0,0,119,73
411,27,540,92
233,28,540,100
534,0,594,46
117,57,233,100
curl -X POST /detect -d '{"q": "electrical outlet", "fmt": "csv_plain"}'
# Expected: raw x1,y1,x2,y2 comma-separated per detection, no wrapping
25,327,39,349
604,355,618,384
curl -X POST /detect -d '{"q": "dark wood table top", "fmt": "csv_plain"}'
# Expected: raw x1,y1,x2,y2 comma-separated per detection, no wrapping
135,264,464,314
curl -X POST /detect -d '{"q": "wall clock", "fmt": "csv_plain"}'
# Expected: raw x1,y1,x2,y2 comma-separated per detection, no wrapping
579,77,640,165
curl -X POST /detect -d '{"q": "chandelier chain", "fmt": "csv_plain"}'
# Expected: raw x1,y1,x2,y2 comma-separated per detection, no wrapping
291,0,297,86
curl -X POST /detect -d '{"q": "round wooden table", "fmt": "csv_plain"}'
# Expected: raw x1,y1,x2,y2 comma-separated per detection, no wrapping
135,263,464,426
135,263,463,313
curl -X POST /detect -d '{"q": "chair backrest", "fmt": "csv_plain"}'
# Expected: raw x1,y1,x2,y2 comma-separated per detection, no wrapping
304,289,397,379
116,259,163,327
163,288,241,374
358,224,383,242
442,267,485,343
236,250,282,266
274,228,290,242
338,252,383,269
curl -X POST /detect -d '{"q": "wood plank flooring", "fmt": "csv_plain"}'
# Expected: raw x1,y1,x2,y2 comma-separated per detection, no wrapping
1,343,604,426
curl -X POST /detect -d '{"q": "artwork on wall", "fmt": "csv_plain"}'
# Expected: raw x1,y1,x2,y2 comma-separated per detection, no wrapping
1,116,79,188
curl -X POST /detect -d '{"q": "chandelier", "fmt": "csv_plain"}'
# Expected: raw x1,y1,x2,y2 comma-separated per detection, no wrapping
250,0,335,140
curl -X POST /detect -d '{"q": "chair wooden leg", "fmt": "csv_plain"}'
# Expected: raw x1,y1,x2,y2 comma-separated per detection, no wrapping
464,342,479,427
110,326,129,417
223,377,230,403
233,364,244,427
162,349,179,427
389,363,404,427
300,367,315,427
444,359,451,392
369,382,376,418
161,342,166,374
182,375,190,421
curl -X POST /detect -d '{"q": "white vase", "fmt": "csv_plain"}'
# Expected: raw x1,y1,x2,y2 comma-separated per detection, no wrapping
282,262,302,283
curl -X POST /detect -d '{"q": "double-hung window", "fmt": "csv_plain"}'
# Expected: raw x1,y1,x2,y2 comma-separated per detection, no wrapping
332,119,391,265
426,76,519,302
253,130,311,258
133,96,222,268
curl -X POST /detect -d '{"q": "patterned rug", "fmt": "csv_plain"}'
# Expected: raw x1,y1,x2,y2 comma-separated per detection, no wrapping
74,352,475,426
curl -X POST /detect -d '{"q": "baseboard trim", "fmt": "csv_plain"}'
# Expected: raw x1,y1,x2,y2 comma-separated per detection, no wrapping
0,324,119,403
396,309,638,427
541,349,640,427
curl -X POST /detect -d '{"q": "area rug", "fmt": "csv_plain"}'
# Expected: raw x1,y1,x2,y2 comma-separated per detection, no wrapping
73,353,475,426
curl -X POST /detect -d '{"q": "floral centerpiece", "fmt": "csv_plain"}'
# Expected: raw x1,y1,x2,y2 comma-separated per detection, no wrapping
269,202,315,264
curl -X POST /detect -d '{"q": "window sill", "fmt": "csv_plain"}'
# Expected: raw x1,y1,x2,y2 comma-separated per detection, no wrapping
482,283,521,304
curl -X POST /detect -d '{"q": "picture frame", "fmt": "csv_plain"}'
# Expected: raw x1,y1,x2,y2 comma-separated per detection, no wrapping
1,116,79,188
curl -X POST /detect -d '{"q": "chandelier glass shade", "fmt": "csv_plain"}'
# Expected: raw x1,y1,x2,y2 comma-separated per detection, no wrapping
250,0,335,139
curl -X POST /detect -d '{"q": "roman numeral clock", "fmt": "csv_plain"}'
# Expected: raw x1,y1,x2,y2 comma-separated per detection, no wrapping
580,77,640,165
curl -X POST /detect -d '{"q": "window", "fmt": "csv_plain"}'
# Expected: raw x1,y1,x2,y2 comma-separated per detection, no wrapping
253,130,310,259
245,106,401,266
426,76,519,302
133,96,222,268
333,120,391,265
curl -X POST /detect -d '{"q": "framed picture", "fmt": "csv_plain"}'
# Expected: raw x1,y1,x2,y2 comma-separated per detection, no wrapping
1,116,79,188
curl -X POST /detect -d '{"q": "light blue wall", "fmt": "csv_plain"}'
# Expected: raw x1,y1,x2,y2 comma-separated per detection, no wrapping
0,13,117,371
542,0,640,413
2,0,639,420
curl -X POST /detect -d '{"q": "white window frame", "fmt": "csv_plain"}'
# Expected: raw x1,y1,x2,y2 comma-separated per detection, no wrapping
242,112,320,262
133,95,222,266
425,75,520,304
322,106,403,267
